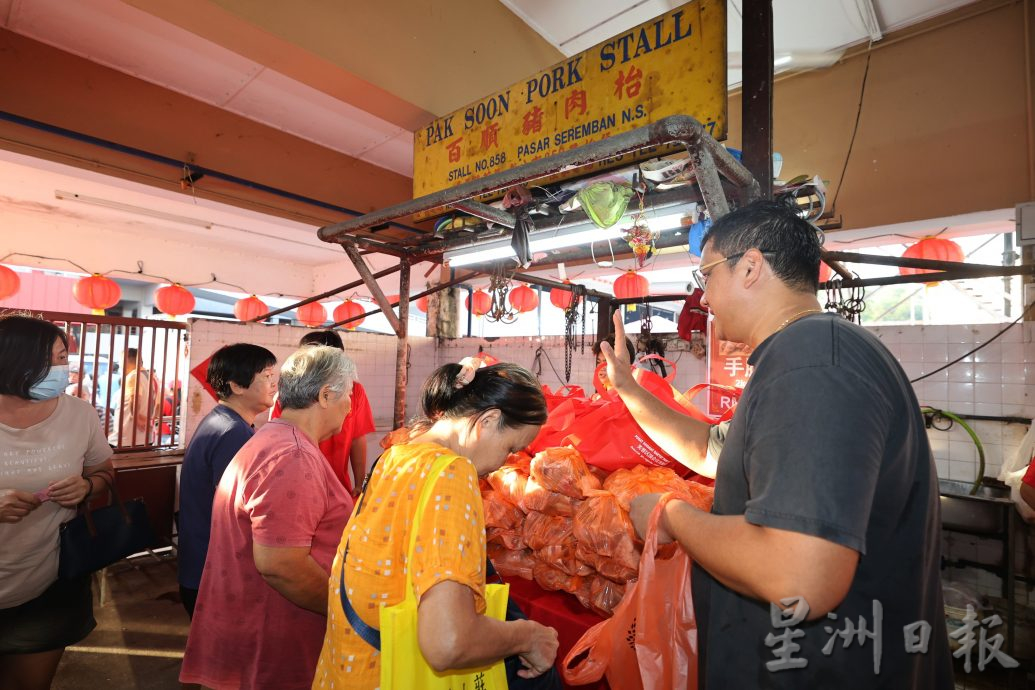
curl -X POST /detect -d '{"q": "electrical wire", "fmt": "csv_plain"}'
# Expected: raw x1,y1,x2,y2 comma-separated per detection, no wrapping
831,42,873,212
909,301,1035,383
921,407,985,495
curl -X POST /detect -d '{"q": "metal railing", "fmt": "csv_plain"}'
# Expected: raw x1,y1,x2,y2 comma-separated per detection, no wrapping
42,311,187,452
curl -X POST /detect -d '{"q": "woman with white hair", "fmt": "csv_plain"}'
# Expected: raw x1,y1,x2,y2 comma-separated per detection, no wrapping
180,346,357,690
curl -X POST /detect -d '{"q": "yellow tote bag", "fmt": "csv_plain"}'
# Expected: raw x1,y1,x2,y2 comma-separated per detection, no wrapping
379,453,510,690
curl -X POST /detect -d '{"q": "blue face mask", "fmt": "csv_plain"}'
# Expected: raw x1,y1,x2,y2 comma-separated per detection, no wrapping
29,364,70,401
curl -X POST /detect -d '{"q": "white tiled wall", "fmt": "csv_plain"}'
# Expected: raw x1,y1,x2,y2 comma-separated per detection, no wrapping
186,319,1033,485
868,322,1034,483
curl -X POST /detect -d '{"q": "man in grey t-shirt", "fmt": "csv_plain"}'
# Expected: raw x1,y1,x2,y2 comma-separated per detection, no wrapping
600,200,953,688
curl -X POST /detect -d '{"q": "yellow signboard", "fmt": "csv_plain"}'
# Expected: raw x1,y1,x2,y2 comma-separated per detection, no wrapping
412,0,726,202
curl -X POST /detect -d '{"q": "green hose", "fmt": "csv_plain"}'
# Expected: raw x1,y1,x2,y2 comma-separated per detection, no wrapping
921,407,985,495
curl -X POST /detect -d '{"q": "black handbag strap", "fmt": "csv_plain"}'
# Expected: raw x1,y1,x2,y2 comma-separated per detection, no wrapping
81,473,135,535
338,452,386,650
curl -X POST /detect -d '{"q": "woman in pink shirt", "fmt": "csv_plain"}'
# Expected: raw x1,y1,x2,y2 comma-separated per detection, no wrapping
180,345,356,690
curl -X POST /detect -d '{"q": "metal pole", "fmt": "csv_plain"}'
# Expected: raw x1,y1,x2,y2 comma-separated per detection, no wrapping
394,261,410,429
343,243,403,335
742,0,775,199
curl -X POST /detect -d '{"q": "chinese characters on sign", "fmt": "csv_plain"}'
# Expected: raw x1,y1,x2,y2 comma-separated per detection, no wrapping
412,0,727,200
706,321,753,417
766,598,1017,674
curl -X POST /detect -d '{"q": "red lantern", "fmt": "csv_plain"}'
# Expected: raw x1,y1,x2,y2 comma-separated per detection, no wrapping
0,264,20,300
296,301,327,327
233,295,268,322
899,237,965,286
509,284,538,313
333,299,365,330
155,284,195,317
415,295,429,313
550,280,575,310
818,261,832,284
613,271,649,300
73,273,121,315
465,289,491,317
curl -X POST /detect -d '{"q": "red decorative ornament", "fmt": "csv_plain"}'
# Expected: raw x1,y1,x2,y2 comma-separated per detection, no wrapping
899,237,965,286
818,261,832,284
415,295,429,313
296,301,327,327
73,273,121,315
234,295,268,322
333,299,365,330
155,283,195,317
613,270,649,300
550,280,575,310
508,284,538,313
0,264,20,300
465,289,491,317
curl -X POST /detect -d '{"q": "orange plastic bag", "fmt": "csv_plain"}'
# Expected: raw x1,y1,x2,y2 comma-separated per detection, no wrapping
482,489,525,530
604,465,716,512
487,544,535,580
573,491,640,574
487,526,525,551
535,541,594,578
563,494,698,690
532,561,583,594
520,476,579,516
522,512,573,551
529,446,602,499
486,465,529,507
575,541,637,584
505,451,533,474
589,576,626,617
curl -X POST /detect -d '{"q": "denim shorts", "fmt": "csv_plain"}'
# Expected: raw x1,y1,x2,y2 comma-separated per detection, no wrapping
0,575,95,655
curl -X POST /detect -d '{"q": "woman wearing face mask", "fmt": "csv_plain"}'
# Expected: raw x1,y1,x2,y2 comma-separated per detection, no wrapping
0,314,114,690
313,362,559,690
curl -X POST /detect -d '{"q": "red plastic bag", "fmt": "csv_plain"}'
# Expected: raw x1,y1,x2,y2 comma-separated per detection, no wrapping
520,476,579,516
486,465,529,506
482,489,525,530
604,465,716,512
529,447,601,499
573,491,640,575
542,384,588,412
522,512,574,551
563,494,698,690
487,543,535,580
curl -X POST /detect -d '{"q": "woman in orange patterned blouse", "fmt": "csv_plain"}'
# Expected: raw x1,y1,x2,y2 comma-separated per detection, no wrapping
313,362,557,689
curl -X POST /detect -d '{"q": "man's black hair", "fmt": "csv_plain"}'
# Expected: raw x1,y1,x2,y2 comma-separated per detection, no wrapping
701,199,823,292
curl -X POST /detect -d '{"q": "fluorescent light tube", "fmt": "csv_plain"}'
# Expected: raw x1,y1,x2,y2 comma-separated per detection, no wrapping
54,190,213,229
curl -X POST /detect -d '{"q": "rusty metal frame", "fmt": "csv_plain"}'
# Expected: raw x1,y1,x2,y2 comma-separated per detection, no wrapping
819,251,1035,288
318,115,760,258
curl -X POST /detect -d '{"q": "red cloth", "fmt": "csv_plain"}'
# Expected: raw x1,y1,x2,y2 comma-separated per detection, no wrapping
677,289,709,341
180,421,353,690
270,382,375,493
1023,455,1035,488
503,576,610,690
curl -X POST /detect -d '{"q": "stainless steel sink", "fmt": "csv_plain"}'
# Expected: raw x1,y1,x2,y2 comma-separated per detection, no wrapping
938,479,1013,534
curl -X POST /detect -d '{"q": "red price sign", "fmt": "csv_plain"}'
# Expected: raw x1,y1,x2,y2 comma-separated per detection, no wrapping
706,321,754,417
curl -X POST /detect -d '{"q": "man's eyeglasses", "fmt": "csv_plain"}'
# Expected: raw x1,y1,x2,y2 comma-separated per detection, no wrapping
691,250,775,291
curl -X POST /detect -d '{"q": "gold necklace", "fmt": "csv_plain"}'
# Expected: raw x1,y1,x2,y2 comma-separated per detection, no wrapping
774,308,823,334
